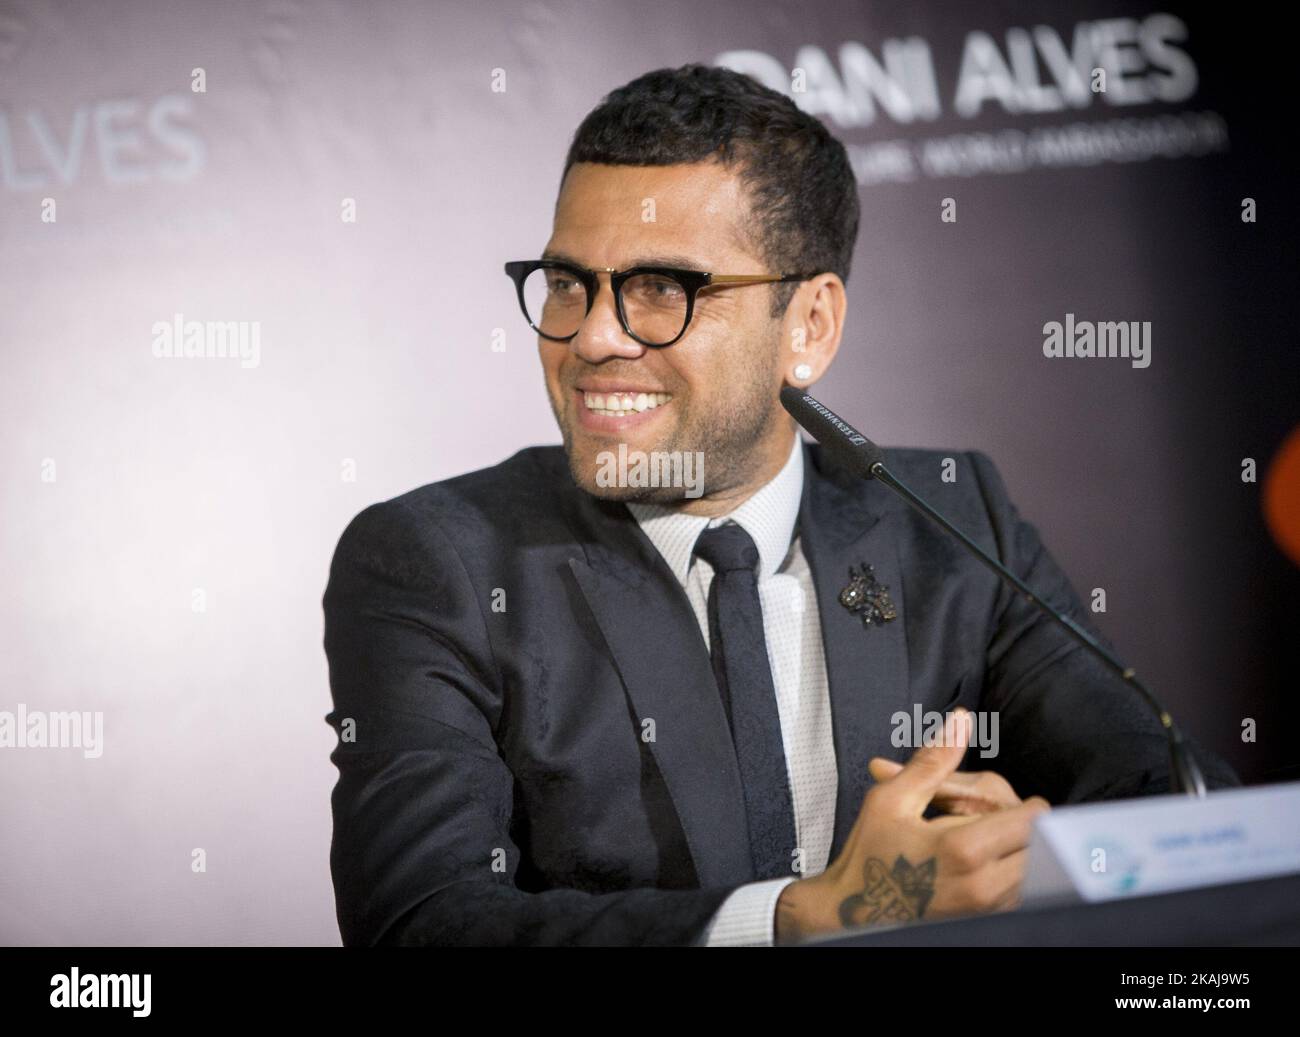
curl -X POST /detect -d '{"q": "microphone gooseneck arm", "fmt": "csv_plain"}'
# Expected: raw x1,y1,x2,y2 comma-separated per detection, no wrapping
780,386,1207,798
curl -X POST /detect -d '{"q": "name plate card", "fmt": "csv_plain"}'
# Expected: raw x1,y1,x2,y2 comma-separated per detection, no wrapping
1021,781,1300,907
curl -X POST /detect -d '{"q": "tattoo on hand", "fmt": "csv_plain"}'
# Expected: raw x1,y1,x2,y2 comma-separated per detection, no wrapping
837,855,937,929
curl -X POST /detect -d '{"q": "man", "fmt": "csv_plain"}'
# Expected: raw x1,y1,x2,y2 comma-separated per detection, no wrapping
323,64,1238,947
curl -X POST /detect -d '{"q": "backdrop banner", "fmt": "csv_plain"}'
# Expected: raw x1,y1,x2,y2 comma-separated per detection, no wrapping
1,0,1295,945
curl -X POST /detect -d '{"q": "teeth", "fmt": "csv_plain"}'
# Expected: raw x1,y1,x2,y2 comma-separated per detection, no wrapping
582,390,672,415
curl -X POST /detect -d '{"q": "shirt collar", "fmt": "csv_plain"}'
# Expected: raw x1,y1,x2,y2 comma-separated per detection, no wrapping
626,432,803,586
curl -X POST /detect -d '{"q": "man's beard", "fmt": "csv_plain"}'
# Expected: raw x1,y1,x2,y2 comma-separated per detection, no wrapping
553,361,779,506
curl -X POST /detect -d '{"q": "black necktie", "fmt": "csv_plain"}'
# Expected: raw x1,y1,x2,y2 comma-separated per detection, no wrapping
693,522,797,881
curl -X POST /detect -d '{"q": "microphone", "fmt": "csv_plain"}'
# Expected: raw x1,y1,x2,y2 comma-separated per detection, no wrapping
780,385,1207,798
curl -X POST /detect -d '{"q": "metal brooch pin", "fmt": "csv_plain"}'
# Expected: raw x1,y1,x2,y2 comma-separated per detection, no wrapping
839,563,897,627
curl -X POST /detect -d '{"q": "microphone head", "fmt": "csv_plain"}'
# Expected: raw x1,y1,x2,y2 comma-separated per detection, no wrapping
779,385,884,479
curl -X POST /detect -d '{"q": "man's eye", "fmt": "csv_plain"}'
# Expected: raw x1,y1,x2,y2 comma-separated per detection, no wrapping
632,276,685,301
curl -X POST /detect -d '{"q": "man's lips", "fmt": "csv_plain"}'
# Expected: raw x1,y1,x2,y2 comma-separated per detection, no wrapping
571,386,673,433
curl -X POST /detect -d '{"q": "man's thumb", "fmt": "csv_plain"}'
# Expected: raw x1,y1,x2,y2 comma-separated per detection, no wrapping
886,708,973,814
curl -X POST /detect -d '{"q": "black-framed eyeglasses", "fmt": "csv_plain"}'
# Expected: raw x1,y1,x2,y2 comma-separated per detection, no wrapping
504,258,813,348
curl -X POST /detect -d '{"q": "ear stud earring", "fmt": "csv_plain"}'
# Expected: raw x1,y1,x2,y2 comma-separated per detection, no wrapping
794,363,813,381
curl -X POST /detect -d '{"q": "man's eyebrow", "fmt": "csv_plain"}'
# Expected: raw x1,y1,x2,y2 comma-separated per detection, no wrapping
540,249,711,272
634,253,709,271
540,248,582,265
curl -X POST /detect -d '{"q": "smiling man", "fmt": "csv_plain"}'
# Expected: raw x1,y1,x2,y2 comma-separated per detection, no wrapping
529,157,810,515
323,64,1238,947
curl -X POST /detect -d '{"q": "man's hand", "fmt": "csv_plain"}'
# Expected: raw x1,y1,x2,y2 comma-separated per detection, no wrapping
775,708,1050,945
866,755,1022,815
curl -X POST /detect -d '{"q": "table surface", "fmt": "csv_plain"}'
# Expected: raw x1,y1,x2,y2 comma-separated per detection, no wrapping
806,871,1300,946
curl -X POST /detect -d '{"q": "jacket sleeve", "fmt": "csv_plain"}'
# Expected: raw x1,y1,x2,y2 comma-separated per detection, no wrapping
322,498,734,945
966,451,1241,803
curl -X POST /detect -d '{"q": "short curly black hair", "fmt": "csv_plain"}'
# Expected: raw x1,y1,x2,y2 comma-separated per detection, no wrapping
560,63,860,319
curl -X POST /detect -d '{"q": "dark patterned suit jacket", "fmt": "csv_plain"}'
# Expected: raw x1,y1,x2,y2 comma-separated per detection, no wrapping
322,441,1238,946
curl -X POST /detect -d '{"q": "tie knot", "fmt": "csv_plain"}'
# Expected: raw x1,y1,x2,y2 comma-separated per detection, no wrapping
692,522,760,574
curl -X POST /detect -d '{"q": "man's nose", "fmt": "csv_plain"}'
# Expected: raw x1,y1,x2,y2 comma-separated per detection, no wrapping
570,273,646,363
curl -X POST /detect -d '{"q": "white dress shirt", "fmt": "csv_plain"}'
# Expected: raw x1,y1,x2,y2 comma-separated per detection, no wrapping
626,432,838,946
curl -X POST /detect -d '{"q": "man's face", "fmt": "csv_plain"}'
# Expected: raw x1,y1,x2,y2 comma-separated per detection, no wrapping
539,160,790,506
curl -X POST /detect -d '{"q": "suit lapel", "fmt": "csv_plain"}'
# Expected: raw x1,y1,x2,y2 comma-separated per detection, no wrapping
565,494,755,889
797,442,912,861
559,441,912,885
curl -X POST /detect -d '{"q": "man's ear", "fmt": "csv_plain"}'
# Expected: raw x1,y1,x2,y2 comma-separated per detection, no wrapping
779,273,847,388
